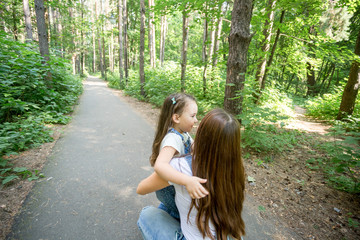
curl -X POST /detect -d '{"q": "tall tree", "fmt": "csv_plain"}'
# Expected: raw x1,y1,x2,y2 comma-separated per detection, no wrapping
23,0,33,41
262,9,285,87
160,13,167,67
123,0,128,81
139,0,145,96
12,0,19,40
254,0,276,103
180,9,191,92
34,0,50,62
337,28,360,120
34,0,52,82
118,0,124,81
224,0,253,117
202,12,209,96
148,0,155,68
212,2,226,67
92,5,96,73
100,0,107,80
95,1,104,78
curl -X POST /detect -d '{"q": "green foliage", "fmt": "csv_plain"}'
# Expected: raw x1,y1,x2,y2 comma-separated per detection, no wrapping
306,85,360,120
0,31,82,185
306,125,360,193
0,165,44,185
242,123,304,154
322,127,360,193
0,117,53,156
121,61,224,114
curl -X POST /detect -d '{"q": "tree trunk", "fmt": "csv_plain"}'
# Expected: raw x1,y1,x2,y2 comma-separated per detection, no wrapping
208,24,215,64
80,1,84,76
58,11,64,58
110,31,114,72
160,14,167,67
180,11,191,92
12,0,18,41
306,62,316,96
51,7,57,48
102,36,107,80
325,63,336,91
23,0,33,41
212,2,226,67
148,0,156,68
98,36,104,78
123,0,128,81
337,29,360,120
34,0,52,83
263,9,285,87
118,0,124,81
95,2,104,78
202,18,208,62
203,17,209,97
306,26,316,96
202,16,208,97
224,0,253,117
93,18,96,72
34,0,50,62
100,0,106,80
139,0,146,97
254,0,276,103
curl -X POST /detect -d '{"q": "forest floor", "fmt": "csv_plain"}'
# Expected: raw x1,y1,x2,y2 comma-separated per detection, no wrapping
1,90,359,240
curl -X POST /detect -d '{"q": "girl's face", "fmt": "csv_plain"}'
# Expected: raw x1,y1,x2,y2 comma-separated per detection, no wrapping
174,100,198,133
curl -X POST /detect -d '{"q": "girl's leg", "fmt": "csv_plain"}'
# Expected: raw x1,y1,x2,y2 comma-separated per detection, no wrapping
137,206,183,240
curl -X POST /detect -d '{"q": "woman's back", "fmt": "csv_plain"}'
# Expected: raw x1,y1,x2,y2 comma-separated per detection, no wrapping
170,156,216,239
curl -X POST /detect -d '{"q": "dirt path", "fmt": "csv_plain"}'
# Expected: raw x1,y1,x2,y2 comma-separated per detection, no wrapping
284,106,331,135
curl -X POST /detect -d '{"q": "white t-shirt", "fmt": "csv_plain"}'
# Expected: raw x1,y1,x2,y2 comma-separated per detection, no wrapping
169,157,216,240
160,131,193,155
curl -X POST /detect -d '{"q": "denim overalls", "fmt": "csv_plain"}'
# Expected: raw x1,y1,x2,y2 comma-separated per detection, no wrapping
156,128,192,220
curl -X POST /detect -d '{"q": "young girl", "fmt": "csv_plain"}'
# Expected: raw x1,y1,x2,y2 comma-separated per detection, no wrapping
150,93,208,220
137,108,246,240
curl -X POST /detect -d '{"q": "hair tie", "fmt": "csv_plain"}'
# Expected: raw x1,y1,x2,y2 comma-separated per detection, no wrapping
171,97,176,105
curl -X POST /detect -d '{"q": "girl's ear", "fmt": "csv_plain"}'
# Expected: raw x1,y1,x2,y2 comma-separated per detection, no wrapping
172,114,180,124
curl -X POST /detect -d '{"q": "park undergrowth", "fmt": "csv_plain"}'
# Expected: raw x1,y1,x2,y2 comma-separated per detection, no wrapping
0,32,83,185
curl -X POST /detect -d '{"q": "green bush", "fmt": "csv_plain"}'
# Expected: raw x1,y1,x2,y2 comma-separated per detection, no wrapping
242,123,304,154
319,126,360,193
0,31,83,185
122,62,225,114
306,85,360,120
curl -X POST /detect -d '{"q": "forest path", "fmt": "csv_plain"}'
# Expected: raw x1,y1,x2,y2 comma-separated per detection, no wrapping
284,105,331,135
9,77,301,239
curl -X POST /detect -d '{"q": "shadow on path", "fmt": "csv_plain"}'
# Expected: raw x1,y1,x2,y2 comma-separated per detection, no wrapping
9,77,302,240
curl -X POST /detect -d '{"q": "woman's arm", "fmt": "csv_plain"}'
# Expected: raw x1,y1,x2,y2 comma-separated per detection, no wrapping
137,172,169,195
154,146,209,199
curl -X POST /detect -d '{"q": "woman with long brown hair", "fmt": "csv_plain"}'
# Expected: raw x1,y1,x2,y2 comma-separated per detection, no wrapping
137,108,246,240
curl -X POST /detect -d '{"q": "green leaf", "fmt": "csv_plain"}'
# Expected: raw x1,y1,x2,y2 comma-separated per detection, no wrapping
2,175,19,185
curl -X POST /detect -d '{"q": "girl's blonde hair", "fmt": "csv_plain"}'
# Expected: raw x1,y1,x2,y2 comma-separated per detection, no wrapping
149,93,196,166
190,108,245,240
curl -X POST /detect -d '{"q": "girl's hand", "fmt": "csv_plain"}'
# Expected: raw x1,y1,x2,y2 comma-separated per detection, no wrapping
185,176,209,199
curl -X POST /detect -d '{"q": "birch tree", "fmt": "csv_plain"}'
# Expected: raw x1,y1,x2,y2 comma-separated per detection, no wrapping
23,0,33,41
139,0,146,96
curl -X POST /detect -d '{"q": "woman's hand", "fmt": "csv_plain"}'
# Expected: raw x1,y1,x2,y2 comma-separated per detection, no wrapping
185,176,209,199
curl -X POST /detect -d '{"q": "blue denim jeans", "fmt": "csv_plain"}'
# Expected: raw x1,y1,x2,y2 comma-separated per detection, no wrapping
137,206,185,240
155,185,180,219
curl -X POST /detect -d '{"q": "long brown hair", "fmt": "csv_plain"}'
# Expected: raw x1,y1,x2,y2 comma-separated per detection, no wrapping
190,108,245,240
149,93,196,166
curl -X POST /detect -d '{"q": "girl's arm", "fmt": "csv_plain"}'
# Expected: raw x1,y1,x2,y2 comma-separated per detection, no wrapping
154,146,209,199
137,172,169,195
